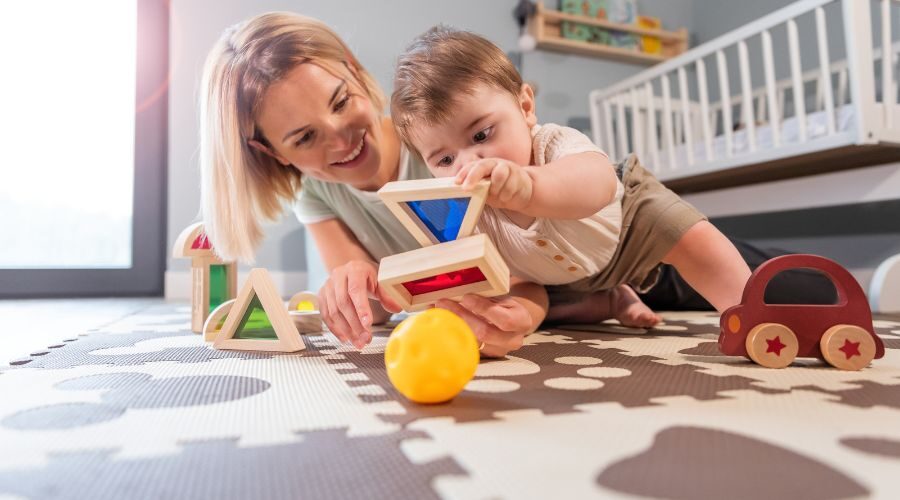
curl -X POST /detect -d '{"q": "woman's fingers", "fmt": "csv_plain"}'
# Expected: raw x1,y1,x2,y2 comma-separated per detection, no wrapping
435,298,523,355
321,280,353,344
331,269,368,348
460,294,525,333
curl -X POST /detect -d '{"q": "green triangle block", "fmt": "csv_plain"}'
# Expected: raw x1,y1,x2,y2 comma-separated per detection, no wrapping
233,293,278,340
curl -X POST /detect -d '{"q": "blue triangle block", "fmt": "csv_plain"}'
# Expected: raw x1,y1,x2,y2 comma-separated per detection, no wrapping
406,198,470,242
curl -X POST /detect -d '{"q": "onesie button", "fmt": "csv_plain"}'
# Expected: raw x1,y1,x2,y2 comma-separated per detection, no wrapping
553,255,564,261
536,239,547,247
568,266,577,272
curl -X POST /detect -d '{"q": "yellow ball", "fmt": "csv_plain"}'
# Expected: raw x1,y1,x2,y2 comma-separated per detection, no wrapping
385,308,480,404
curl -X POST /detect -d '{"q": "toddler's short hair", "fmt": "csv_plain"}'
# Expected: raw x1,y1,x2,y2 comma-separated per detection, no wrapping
392,25,523,146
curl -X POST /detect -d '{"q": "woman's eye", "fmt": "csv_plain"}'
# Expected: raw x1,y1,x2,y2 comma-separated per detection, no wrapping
296,131,314,147
334,94,350,112
473,127,492,143
437,155,454,167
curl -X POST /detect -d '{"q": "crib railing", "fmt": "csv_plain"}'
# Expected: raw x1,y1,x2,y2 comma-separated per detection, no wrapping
590,0,900,184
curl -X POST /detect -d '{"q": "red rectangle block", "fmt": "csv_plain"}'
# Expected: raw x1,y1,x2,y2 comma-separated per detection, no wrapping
402,267,487,296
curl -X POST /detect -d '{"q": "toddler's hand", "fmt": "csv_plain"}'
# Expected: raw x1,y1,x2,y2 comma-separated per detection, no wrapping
456,158,533,212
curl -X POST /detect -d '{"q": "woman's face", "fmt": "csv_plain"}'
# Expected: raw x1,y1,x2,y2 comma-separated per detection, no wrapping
254,63,384,189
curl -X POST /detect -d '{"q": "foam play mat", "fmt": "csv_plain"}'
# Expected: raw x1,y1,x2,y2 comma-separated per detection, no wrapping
1,302,899,499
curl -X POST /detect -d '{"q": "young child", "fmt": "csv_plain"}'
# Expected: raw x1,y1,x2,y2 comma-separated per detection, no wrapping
391,26,752,327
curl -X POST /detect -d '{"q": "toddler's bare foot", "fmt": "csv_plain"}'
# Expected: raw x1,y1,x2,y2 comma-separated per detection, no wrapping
610,284,662,328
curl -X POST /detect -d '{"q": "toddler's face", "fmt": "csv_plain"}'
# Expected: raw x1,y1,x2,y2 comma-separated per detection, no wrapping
408,82,536,177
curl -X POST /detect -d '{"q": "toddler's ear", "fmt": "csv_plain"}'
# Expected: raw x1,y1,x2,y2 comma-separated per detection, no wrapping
519,83,537,127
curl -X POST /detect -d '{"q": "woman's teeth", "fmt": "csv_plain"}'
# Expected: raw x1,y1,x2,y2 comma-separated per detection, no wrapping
333,135,365,164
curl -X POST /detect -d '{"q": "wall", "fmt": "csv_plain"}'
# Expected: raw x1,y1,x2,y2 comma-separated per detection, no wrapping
166,0,694,297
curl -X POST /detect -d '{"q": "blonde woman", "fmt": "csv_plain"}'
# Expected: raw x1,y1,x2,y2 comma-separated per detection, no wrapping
198,12,548,356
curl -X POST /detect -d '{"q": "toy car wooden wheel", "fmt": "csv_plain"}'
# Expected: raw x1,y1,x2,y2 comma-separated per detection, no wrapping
820,324,876,371
745,323,799,369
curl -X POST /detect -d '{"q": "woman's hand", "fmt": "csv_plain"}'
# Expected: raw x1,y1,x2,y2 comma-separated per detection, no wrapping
318,259,402,349
436,284,546,357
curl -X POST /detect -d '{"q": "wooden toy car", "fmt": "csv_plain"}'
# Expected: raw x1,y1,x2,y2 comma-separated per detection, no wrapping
719,254,885,370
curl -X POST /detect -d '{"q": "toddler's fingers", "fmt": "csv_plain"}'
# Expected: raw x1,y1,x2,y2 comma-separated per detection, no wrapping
462,159,497,190
488,163,510,198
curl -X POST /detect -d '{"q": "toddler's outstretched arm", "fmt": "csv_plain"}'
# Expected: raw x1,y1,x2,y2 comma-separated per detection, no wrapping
457,152,617,219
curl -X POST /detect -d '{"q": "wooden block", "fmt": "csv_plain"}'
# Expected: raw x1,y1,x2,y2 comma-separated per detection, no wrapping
173,222,217,259
288,291,319,312
378,234,510,312
203,298,235,342
378,177,489,246
213,268,304,352
173,223,237,333
289,311,324,334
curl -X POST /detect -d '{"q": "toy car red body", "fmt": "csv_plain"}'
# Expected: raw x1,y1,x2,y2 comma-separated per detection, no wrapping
718,254,885,370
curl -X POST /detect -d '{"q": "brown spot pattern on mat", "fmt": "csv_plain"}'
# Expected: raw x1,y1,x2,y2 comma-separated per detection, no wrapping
840,437,900,459
597,426,869,499
330,328,785,426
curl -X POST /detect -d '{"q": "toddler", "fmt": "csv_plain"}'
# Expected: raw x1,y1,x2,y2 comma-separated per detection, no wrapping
391,26,752,327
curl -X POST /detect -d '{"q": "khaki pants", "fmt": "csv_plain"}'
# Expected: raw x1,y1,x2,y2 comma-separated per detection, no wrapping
547,154,707,306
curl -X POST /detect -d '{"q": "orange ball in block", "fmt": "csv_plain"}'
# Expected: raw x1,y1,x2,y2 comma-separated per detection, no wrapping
384,308,480,404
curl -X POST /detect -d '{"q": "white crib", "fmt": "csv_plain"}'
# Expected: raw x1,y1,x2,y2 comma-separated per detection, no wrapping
590,0,900,193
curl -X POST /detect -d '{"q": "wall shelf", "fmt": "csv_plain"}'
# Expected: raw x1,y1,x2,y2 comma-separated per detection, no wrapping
528,2,689,65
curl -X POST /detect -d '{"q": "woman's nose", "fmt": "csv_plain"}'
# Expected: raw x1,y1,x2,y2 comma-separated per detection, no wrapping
323,120,354,150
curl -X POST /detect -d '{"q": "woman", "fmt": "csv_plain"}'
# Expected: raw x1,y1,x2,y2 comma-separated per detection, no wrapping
199,12,547,356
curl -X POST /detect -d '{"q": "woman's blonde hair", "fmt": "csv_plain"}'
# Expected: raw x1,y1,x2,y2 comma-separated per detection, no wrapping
200,12,386,262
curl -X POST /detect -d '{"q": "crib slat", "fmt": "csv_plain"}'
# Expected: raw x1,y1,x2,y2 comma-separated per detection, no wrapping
716,50,734,157
630,88,644,160
738,41,757,152
762,30,781,147
696,59,714,161
883,0,894,127
644,83,660,168
603,100,617,161
616,95,628,158
756,91,766,123
677,67,695,166
837,69,848,107
788,20,808,142
661,74,677,169
816,7,836,134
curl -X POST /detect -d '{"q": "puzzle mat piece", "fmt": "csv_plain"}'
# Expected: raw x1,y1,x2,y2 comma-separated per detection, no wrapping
400,389,900,499
0,429,462,500
1,330,322,370
585,329,900,393
324,327,788,427
0,352,404,469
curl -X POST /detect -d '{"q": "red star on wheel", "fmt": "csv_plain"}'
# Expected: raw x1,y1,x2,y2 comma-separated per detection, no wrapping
838,339,861,359
766,336,787,356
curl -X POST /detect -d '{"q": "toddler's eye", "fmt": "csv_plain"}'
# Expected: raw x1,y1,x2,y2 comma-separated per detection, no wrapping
436,155,454,167
473,126,492,143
